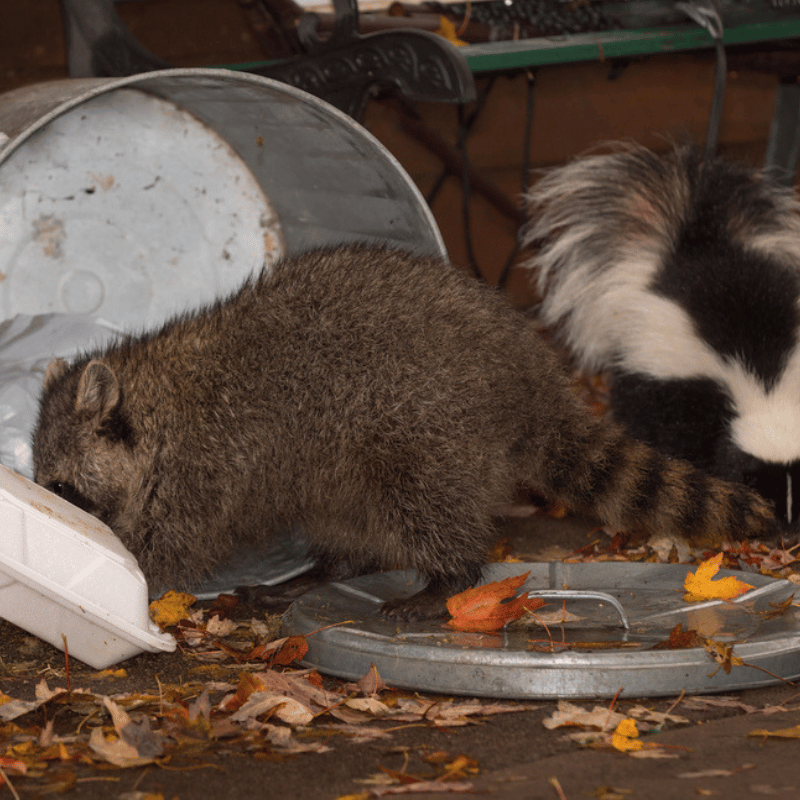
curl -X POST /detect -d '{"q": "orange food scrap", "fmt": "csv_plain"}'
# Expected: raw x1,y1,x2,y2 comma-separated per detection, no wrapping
683,553,754,603
148,590,197,628
611,718,645,753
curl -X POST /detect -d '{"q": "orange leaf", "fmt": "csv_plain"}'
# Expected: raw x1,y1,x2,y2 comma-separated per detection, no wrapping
268,635,309,666
653,623,704,650
0,756,27,776
446,572,541,632
224,672,267,713
683,553,754,603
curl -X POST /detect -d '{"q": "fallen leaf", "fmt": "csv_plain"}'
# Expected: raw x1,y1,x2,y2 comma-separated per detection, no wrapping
524,608,583,626
680,696,759,714
543,700,625,732
0,756,27,776
678,765,755,778
228,691,315,725
683,553,754,602
446,572,544,632
206,615,239,637
748,724,800,739
653,623,704,650
761,594,795,620
354,664,388,696
371,779,474,795
94,668,128,679
703,639,745,676
439,754,479,781
88,726,156,768
269,635,309,666
627,705,689,726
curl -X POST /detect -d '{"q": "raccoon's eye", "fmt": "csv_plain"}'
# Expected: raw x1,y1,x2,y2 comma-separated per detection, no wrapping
45,481,94,514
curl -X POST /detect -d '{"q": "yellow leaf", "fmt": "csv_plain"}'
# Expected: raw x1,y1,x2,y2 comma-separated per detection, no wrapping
683,553,754,602
611,718,645,752
749,724,800,739
94,668,127,679
149,590,197,628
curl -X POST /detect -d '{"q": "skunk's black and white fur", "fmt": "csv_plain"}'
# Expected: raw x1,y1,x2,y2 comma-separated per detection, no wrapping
524,143,800,528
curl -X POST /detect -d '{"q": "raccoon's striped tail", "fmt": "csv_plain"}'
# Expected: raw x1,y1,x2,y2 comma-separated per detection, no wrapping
526,413,779,546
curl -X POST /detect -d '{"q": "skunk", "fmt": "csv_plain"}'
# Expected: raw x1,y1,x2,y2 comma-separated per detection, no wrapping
523,143,800,528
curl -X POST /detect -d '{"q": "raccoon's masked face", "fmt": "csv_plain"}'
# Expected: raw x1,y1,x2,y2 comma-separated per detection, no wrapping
32,358,142,535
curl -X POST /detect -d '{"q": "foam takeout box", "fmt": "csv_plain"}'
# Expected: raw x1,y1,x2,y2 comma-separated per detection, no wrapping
0,464,175,669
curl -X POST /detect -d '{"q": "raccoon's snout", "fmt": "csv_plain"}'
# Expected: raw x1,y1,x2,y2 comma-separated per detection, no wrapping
45,480,99,517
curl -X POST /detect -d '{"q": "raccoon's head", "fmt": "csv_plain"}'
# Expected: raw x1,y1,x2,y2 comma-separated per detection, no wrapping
32,357,145,536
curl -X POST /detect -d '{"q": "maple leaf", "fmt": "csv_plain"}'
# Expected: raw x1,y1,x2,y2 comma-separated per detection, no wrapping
683,553,754,603
446,572,544,632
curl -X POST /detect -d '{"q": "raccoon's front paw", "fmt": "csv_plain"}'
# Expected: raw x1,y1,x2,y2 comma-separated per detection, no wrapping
380,589,450,622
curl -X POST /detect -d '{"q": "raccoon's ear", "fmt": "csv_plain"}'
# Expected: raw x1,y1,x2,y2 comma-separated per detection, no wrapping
43,357,69,389
76,360,121,420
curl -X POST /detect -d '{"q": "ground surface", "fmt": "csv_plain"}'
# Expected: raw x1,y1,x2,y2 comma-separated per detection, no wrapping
1,513,799,800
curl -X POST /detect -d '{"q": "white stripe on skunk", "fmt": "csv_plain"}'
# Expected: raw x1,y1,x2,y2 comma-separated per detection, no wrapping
523,143,800,525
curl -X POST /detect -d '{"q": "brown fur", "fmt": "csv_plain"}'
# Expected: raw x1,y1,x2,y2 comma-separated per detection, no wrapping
32,245,777,619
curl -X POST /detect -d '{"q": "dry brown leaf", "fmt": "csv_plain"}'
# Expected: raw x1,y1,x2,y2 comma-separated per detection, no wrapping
346,698,393,716
369,780,475,795
88,726,155,768
206,615,239,637
653,623,704,650
354,664,389,696
678,765,755,778
228,691,315,725
543,700,626,732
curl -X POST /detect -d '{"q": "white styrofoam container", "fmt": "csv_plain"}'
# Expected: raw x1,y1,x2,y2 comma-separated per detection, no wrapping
0,464,175,668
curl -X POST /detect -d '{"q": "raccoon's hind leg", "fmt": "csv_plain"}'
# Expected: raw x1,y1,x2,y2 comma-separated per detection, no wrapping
336,466,510,622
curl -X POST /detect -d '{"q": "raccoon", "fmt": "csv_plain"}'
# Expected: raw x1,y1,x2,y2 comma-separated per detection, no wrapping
32,244,777,620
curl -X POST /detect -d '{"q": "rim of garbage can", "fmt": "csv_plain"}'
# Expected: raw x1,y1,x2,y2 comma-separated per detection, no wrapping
0,67,447,260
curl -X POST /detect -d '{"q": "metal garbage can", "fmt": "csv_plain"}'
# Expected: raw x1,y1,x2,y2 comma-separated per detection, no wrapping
0,67,446,329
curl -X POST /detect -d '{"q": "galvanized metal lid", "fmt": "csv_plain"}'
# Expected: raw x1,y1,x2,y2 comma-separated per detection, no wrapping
283,562,800,699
